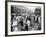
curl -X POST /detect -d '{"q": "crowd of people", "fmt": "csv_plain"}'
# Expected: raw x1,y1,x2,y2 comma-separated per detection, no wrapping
11,13,41,31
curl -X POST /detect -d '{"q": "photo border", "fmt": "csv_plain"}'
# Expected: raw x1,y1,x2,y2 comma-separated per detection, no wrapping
5,1,45,36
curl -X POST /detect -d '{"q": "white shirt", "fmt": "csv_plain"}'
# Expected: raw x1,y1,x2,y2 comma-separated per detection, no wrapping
27,20,30,27
14,27,18,31
12,21,18,26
